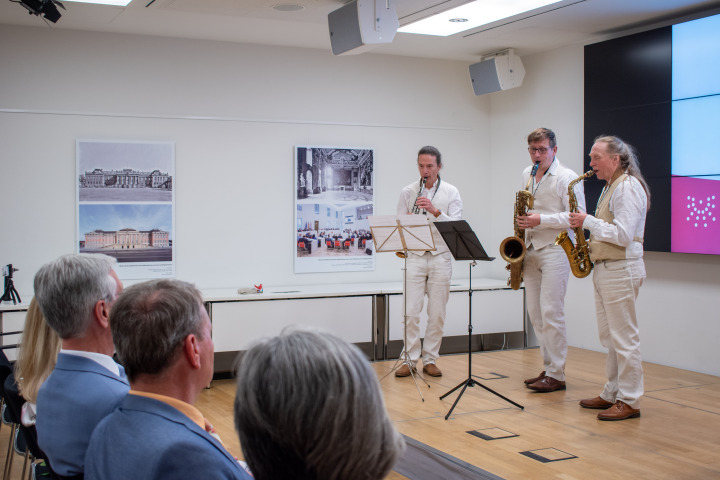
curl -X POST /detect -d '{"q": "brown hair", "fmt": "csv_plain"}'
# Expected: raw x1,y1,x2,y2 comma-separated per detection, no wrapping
527,127,557,148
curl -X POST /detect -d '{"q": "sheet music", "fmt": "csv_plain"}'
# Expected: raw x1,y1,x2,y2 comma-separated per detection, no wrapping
368,214,435,253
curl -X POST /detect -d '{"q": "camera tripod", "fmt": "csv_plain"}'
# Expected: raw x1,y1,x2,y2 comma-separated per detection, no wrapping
2,264,21,305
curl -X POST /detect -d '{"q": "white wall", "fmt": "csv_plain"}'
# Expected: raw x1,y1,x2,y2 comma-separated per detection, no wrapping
0,25,493,295
1,25,718,376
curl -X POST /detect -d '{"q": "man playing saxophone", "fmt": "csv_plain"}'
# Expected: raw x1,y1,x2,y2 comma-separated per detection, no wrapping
569,136,649,421
395,146,463,378
517,128,586,393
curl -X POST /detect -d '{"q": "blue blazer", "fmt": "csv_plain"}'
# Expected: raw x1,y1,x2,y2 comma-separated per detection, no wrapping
85,394,252,480
36,353,130,476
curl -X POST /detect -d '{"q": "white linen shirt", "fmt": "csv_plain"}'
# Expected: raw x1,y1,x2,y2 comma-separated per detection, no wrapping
582,175,647,259
522,157,586,250
397,178,462,255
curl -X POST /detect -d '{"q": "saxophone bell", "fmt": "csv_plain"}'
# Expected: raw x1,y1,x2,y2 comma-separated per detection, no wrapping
499,164,538,290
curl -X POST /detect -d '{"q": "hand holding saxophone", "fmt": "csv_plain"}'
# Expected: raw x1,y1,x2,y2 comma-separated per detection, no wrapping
568,211,588,228
516,213,541,229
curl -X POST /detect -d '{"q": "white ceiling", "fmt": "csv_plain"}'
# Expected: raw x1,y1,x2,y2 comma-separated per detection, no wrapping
2,0,720,61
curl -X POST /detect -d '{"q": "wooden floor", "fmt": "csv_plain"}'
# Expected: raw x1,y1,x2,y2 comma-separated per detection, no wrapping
2,346,719,479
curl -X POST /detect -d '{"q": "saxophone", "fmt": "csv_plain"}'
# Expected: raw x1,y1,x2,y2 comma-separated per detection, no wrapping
499,163,538,290
555,170,594,278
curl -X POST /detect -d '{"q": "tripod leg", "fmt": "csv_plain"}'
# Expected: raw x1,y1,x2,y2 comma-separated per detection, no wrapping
439,379,467,400
474,382,524,410
408,369,427,402
443,379,471,420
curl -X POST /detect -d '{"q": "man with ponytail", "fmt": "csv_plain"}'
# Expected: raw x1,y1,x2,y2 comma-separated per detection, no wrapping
569,135,650,421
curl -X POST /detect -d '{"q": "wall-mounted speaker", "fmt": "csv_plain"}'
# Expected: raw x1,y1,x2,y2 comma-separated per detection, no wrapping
469,50,526,96
328,0,399,56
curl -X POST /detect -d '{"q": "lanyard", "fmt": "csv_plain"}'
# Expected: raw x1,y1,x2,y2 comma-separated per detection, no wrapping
422,175,441,201
420,176,441,215
596,171,626,214
531,158,554,196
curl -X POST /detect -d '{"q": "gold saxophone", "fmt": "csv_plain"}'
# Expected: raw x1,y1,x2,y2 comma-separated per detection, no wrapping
555,170,594,278
499,163,538,290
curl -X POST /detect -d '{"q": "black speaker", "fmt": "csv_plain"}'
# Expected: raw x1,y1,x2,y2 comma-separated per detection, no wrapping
469,51,526,96
328,0,398,56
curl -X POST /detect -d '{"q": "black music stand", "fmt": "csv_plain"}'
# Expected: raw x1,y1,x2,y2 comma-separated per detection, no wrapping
434,220,524,419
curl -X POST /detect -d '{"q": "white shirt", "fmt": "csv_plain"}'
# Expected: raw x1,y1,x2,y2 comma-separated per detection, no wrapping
522,157,586,249
582,175,647,259
60,349,120,376
397,178,463,255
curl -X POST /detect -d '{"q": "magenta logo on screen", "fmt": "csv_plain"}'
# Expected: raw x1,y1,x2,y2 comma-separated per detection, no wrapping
672,177,719,254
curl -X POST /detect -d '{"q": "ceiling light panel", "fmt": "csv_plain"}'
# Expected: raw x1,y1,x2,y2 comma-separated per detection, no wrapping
399,0,563,36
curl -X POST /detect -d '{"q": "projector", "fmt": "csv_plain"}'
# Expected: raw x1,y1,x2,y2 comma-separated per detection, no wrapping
16,0,65,23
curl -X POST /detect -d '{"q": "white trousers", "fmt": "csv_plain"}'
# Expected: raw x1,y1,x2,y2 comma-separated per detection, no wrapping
523,245,570,381
593,258,645,408
401,252,452,365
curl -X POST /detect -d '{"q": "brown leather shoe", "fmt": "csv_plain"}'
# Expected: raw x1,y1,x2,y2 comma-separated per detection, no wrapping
527,376,566,392
422,363,442,377
524,371,546,385
579,396,615,409
597,401,640,421
395,364,413,377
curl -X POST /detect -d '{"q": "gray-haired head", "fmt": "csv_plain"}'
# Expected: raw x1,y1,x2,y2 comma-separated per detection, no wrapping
109,278,205,383
594,135,651,209
234,327,404,480
33,253,118,339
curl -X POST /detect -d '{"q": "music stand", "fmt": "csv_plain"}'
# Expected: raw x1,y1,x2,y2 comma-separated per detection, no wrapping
369,214,435,401
434,220,524,419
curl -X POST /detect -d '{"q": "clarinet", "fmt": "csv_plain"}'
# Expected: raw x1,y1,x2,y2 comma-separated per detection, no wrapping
411,177,428,214
397,177,429,259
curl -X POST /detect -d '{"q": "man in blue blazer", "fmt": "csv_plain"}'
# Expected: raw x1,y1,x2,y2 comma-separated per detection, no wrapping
85,278,252,480
34,253,129,477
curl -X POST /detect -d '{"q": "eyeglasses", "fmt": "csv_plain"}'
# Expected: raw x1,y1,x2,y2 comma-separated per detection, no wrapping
528,147,551,154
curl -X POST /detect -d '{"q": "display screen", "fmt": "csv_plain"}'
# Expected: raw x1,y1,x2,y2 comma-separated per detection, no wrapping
671,14,720,255
584,12,720,255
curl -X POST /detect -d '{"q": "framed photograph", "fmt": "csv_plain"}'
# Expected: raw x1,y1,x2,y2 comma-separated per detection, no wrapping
77,140,175,280
294,147,375,273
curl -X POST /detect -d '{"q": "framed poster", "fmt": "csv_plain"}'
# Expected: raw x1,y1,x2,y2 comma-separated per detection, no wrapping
77,140,175,280
294,147,375,273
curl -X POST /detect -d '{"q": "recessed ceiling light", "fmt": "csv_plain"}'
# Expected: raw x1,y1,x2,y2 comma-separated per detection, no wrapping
399,0,562,36
61,0,133,5
272,4,305,12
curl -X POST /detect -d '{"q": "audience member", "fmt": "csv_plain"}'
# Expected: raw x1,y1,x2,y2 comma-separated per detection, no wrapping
14,297,61,426
34,253,129,478
234,327,404,480
85,279,252,480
